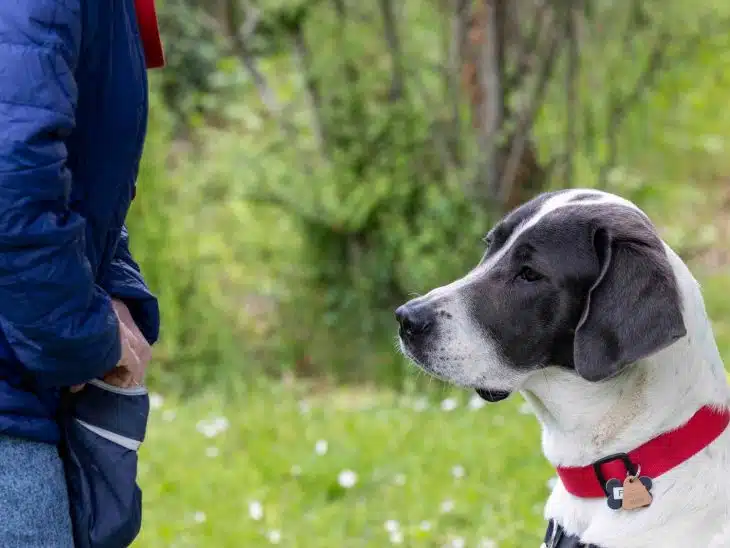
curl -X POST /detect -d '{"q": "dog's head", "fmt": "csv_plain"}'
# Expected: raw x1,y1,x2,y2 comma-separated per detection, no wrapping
396,189,687,402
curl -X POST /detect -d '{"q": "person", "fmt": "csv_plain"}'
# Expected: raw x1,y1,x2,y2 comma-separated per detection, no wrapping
0,0,162,545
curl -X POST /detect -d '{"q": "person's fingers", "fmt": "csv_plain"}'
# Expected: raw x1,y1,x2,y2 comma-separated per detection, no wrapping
103,366,133,387
119,323,140,361
112,298,151,386
133,339,152,367
116,305,151,363
113,300,144,341
73,301,150,391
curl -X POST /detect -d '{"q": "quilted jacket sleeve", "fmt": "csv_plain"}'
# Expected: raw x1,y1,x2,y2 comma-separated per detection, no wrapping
99,226,160,345
0,0,122,387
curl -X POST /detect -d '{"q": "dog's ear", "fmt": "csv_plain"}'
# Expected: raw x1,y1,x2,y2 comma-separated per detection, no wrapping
573,227,687,382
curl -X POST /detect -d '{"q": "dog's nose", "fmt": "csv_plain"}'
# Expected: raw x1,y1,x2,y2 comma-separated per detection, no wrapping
395,303,434,339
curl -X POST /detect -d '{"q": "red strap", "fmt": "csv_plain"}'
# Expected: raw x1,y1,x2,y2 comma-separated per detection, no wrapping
134,0,165,69
556,405,730,498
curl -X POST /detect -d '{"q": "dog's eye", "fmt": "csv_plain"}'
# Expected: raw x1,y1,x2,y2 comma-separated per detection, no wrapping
517,266,543,282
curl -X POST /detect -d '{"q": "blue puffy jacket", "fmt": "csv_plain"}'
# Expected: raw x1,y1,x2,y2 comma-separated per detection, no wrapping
0,0,159,444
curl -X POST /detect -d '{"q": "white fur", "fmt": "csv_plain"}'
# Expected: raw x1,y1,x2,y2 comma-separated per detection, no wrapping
409,189,730,547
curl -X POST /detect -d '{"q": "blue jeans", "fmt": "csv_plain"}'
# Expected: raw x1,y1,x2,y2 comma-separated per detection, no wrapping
0,436,74,547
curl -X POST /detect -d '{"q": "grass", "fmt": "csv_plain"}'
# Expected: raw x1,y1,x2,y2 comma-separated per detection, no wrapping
136,379,553,548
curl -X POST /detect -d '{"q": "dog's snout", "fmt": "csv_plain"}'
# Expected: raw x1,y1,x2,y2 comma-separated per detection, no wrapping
395,303,435,339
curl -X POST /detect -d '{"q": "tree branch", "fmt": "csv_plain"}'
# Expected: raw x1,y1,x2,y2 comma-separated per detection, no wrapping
289,21,327,153
445,0,470,167
564,0,578,187
507,0,551,93
404,63,460,179
224,1,283,117
597,32,671,187
499,22,561,205
378,0,405,100
476,0,508,197
331,0,360,87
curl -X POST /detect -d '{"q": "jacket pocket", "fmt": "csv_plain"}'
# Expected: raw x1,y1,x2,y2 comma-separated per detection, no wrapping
60,379,150,548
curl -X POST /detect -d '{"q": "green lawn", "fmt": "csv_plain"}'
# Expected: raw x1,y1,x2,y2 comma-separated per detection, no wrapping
136,379,553,548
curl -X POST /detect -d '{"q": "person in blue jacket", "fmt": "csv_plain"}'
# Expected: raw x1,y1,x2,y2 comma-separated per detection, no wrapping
0,0,160,545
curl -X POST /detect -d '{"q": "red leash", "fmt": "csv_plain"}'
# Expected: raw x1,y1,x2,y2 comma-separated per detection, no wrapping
134,0,165,69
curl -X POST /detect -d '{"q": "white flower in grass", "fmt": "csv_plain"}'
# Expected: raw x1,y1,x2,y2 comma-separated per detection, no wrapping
419,520,432,532
440,499,455,513
196,416,229,438
267,530,282,544
192,511,206,524
205,447,219,458
413,398,429,412
451,465,465,479
468,394,486,410
478,539,498,548
440,398,458,412
389,530,404,544
448,537,466,548
315,439,328,456
393,473,406,486
384,519,400,533
249,500,264,521
149,393,164,410
338,469,358,488
162,409,177,422
298,400,311,414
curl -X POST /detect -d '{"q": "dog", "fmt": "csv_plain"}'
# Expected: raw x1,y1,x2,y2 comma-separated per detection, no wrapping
396,189,730,547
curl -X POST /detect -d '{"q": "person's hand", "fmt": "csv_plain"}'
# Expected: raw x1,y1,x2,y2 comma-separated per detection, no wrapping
70,299,152,391
107,299,152,387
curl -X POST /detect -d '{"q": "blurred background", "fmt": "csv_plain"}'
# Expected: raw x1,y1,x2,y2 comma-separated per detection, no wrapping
133,0,730,546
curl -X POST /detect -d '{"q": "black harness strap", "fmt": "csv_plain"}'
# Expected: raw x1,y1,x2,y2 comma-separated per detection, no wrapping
543,520,602,548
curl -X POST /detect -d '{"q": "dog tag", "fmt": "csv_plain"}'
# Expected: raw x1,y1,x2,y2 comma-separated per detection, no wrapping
621,475,653,510
604,478,624,510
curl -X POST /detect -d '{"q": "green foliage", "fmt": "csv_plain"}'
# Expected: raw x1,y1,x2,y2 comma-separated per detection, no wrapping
134,0,730,391
155,0,243,130
125,87,245,391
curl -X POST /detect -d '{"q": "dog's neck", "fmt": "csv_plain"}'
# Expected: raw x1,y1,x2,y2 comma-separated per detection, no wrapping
521,245,730,467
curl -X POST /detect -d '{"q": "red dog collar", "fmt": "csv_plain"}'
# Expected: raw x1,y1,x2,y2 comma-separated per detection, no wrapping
556,405,730,498
134,0,165,69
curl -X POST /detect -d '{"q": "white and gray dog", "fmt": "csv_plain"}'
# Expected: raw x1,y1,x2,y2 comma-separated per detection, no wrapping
396,189,730,548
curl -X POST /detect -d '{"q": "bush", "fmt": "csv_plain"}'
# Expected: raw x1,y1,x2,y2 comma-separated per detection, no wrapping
126,87,246,392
